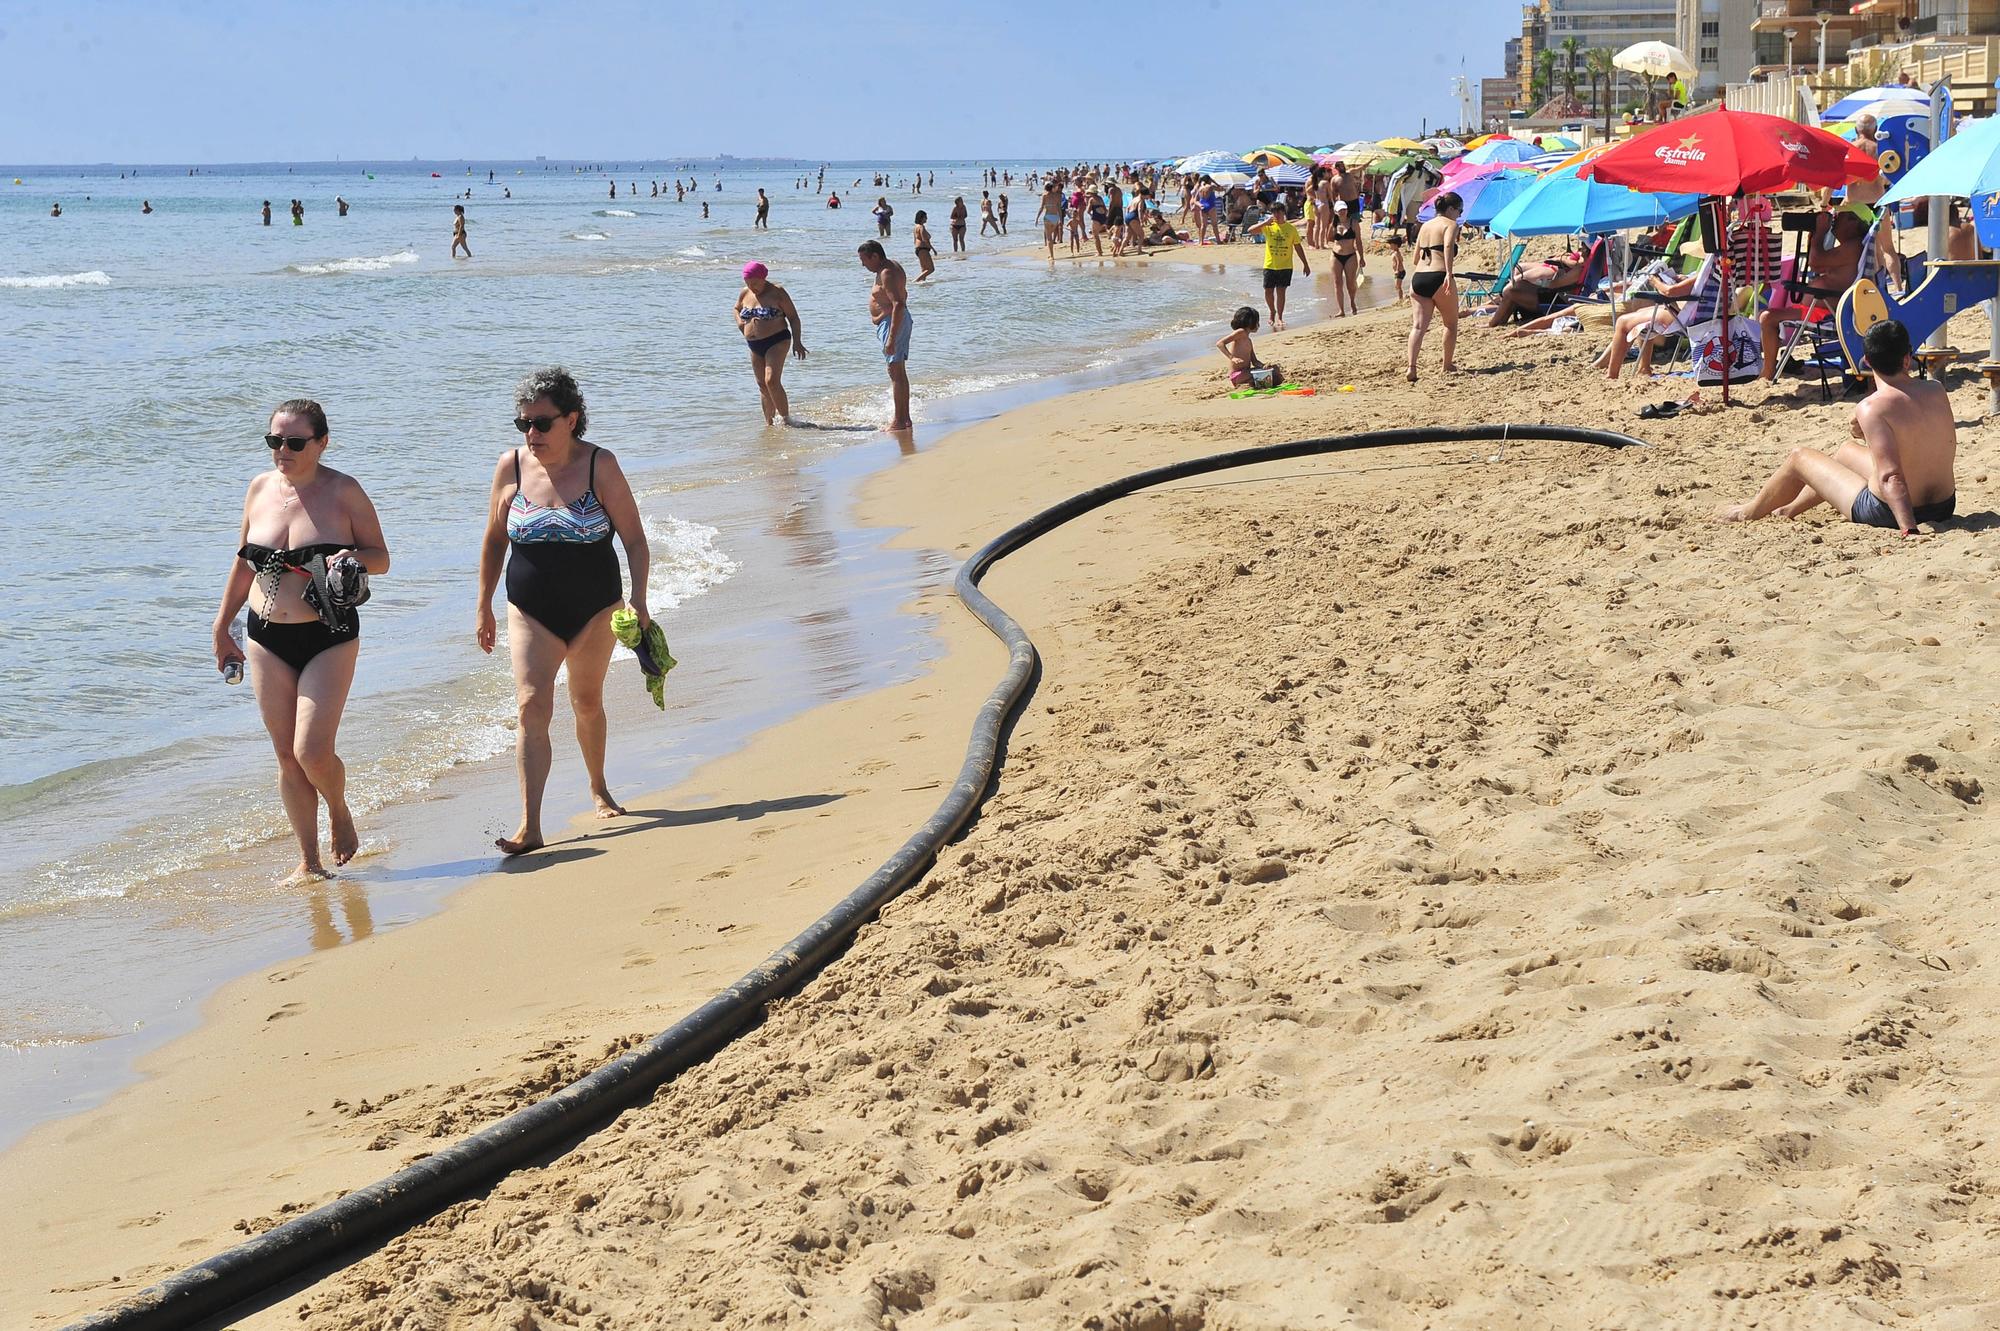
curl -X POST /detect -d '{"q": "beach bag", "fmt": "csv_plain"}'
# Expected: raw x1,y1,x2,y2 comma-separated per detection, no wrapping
1686,316,1762,384
1250,365,1282,389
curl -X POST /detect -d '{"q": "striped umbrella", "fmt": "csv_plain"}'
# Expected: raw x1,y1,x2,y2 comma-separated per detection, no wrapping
1177,149,1254,175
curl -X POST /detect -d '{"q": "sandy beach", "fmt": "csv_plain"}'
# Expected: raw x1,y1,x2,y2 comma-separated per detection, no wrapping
13,273,2000,1329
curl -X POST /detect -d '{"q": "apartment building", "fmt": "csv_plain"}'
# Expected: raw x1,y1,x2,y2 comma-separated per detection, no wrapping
1676,0,1757,96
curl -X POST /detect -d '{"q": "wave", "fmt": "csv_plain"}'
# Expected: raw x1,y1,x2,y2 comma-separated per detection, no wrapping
642,513,739,610
595,208,639,218
568,231,610,241
0,270,111,289
287,250,418,276
677,246,705,257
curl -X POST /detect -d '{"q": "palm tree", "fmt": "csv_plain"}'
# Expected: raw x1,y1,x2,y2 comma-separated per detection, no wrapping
1560,36,1583,107
1585,47,1617,135
1532,48,1559,105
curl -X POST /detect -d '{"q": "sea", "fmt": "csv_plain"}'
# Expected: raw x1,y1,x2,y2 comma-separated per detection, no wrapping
0,157,1336,1147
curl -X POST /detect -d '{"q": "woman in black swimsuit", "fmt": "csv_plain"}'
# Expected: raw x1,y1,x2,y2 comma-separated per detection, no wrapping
214,398,391,883
733,261,807,425
475,369,652,856
1327,201,1364,317
1407,191,1462,383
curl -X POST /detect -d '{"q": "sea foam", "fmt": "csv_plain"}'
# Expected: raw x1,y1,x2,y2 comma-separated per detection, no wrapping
0,271,111,289
288,250,419,276
596,208,639,218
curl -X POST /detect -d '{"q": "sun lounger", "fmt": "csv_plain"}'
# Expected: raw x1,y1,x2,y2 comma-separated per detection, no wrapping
1459,241,1525,306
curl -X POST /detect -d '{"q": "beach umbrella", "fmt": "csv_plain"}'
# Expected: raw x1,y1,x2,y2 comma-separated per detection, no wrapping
1614,39,1697,81
1464,137,1542,166
1178,149,1253,175
1334,142,1392,166
1377,136,1426,152
1365,151,1433,176
1538,134,1580,152
1422,136,1466,158
1581,108,1877,195
1880,113,2000,205
1487,159,1701,235
1824,85,1931,122
1246,144,1314,166
1207,170,1256,187
1458,170,1541,228
1461,133,1503,151
1440,156,1534,190
1268,164,1312,186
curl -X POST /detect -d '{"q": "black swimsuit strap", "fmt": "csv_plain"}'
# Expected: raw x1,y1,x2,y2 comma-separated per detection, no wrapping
589,446,599,491
513,448,522,489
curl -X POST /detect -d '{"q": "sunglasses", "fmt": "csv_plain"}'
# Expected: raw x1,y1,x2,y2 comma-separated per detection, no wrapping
513,414,562,435
264,433,321,451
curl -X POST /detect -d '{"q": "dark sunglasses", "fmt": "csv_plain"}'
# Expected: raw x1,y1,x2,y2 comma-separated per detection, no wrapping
513,414,560,435
264,433,320,451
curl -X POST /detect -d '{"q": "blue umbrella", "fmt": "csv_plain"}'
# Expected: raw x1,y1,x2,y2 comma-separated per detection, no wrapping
1178,149,1253,175
1464,138,1542,166
1454,170,1539,228
1486,161,1700,236
1269,164,1312,186
1879,113,2000,205
1824,85,1930,122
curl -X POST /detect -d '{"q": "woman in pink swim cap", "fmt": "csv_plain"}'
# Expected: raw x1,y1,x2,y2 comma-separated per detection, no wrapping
734,261,806,426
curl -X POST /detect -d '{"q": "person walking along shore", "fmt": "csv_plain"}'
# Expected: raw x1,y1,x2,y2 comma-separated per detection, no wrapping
214,399,390,883
476,369,651,855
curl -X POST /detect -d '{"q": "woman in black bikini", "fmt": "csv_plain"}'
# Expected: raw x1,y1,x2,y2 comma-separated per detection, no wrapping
1407,191,1462,383
214,398,390,883
475,369,651,856
733,261,807,425
1327,201,1364,317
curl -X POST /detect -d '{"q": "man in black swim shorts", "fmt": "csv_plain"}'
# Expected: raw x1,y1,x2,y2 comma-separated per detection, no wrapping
1716,320,1957,534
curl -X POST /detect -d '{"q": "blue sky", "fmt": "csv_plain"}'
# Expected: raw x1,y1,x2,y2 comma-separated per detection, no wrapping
7,0,1519,163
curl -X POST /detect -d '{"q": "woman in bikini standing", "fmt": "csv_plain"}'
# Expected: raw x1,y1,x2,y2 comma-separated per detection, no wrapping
1327,201,1364,317
1039,180,1064,259
476,368,651,855
733,261,807,424
213,398,391,883
1406,191,1461,382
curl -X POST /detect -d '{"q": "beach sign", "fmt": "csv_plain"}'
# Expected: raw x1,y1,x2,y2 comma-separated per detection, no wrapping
1977,190,2000,249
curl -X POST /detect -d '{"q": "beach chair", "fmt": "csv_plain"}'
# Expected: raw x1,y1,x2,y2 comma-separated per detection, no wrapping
1460,241,1525,306
1539,238,1611,315
1623,255,1722,375
1773,219,1881,401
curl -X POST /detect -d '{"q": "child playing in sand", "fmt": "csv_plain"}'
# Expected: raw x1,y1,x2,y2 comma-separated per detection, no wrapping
1216,307,1265,386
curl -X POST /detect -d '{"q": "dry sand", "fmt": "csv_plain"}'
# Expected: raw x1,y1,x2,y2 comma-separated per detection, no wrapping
16,277,2000,1329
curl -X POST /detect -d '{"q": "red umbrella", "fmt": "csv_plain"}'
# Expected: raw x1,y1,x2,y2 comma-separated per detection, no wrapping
1580,108,1877,195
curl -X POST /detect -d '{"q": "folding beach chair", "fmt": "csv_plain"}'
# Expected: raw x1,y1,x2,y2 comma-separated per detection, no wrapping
1623,255,1722,376
1460,241,1525,306
1539,238,1611,315
1773,218,1881,401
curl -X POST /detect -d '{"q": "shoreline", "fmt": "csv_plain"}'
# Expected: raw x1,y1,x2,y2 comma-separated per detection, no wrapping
0,251,1391,1325
0,236,1295,1153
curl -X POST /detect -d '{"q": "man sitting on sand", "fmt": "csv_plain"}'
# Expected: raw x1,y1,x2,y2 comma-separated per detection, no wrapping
1716,319,1956,534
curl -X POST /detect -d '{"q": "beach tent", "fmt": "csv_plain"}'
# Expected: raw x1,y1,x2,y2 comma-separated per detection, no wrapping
1486,159,1700,235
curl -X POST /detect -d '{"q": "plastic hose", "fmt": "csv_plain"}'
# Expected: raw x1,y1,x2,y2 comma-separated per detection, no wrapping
66,424,1646,1331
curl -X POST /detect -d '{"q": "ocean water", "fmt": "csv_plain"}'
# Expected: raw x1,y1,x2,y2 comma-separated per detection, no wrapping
0,158,1299,1141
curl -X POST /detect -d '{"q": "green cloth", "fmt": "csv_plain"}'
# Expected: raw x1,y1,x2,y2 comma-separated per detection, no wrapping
610,607,677,710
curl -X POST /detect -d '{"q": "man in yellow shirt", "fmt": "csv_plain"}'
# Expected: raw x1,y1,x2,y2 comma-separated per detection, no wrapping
1248,203,1310,330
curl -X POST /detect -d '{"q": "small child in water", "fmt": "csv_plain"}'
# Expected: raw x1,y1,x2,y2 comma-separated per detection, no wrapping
1216,306,1265,386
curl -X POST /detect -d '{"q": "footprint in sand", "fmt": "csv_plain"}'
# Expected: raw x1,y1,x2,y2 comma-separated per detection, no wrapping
266,1003,304,1022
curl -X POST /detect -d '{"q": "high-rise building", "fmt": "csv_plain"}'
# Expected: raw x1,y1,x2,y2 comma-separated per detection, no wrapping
1519,3,1548,105
1676,0,1756,97
1541,0,1680,106
1482,77,1519,128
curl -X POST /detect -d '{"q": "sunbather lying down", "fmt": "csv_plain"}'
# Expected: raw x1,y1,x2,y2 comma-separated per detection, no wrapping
1715,319,1957,535
1486,252,1584,327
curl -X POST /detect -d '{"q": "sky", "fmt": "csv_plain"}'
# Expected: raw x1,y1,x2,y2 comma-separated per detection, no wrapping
6,0,1520,164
